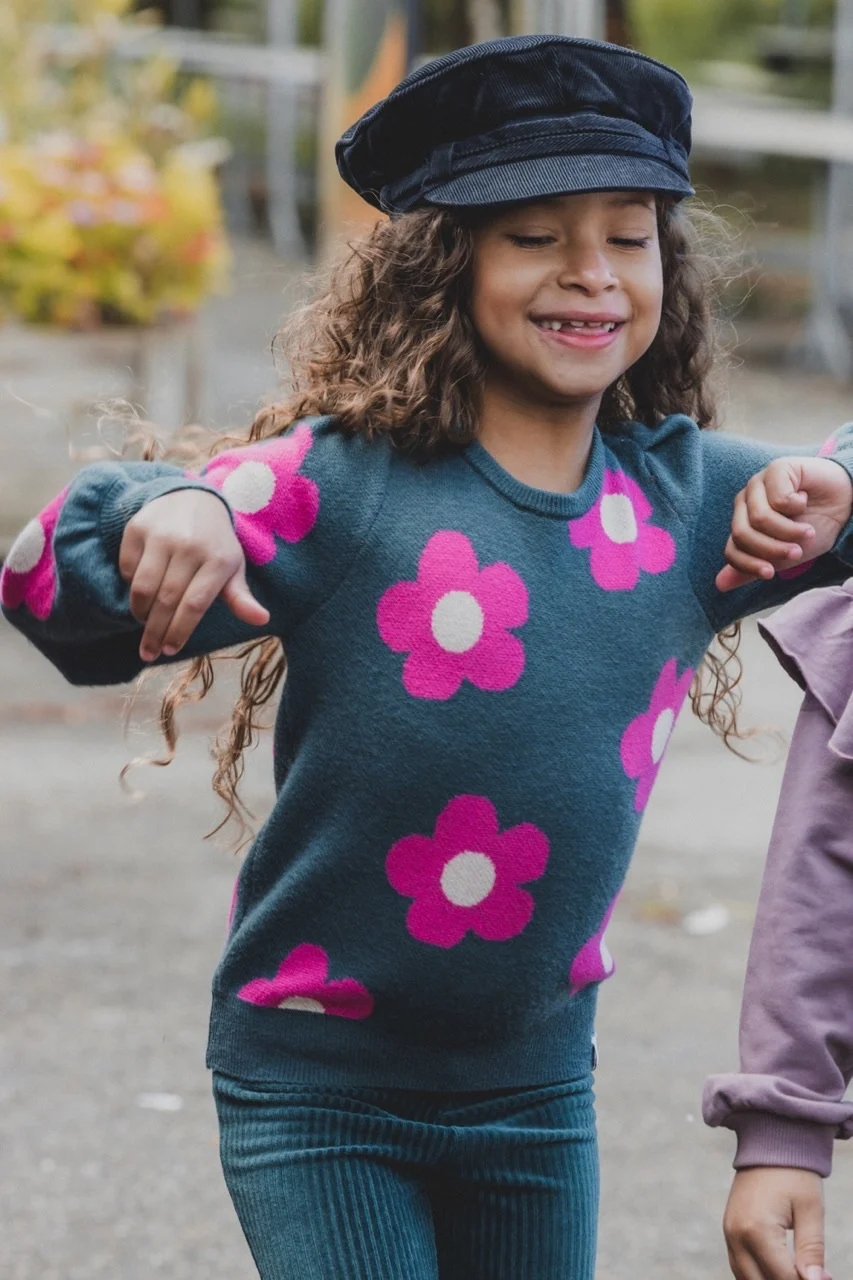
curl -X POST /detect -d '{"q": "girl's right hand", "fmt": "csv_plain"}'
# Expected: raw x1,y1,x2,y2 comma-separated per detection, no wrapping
119,490,270,662
716,457,852,591
723,1168,830,1280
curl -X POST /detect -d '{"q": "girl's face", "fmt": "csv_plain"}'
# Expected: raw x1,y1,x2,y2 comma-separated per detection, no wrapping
470,191,664,412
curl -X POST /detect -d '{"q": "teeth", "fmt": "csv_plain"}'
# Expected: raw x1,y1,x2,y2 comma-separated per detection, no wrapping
539,320,617,332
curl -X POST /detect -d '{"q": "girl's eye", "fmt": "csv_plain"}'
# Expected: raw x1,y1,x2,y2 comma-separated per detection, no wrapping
609,237,651,249
507,234,556,248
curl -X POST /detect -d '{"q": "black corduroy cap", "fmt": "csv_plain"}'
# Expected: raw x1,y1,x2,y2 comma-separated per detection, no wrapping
336,35,694,214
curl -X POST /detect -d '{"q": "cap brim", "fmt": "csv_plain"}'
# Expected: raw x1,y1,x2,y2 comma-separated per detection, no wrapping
423,153,693,207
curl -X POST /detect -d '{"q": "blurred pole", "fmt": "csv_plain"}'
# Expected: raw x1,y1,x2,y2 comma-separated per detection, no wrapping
509,0,604,38
809,0,853,377
468,0,503,42
406,0,421,68
267,0,305,259
318,0,409,257
605,0,630,44
161,0,210,26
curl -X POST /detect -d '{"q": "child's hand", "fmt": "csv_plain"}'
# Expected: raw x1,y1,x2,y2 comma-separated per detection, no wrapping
723,1167,830,1280
119,490,270,663
716,457,853,592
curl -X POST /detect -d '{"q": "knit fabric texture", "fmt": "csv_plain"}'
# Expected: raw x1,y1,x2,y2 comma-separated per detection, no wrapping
4,414,853,1089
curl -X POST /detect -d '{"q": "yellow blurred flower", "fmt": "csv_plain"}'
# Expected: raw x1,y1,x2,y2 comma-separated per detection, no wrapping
0,136,229,326
181,79,219,127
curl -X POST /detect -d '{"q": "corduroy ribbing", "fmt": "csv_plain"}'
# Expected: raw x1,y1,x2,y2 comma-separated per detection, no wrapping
214,1072,599,1278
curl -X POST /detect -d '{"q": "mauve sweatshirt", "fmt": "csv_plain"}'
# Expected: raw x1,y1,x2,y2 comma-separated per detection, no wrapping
703,582,853,1177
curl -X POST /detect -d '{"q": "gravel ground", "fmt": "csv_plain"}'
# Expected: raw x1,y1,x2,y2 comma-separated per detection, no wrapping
2,241,853,1278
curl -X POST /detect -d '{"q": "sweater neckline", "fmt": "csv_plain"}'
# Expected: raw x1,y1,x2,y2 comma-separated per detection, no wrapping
462,426,605,518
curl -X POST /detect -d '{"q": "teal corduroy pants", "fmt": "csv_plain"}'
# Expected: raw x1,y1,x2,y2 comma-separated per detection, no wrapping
213,1072,599,1279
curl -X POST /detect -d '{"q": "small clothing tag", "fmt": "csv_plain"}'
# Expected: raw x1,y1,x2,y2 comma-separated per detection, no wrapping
591,1033,599,1071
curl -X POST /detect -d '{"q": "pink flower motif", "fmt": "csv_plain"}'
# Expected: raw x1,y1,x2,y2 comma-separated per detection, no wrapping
237,943,374,1019
779,557,818,581
620,658,694,813
0,486,70,620
377,531,528,700
202,422,319,566
386,794,549,949
818,435,837,458
568,468,676,591
569,895,619,996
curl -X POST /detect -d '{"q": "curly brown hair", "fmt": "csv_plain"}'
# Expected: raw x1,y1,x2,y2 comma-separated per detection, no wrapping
139,198,749,849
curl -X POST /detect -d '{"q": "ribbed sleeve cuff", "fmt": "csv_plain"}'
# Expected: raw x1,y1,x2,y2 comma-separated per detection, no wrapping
827,452,853,566
730,1112,836,1178
99,475,233,558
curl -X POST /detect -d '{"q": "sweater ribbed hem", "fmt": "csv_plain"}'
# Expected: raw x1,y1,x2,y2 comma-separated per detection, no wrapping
206,987,599,1091
731,1112,836,1178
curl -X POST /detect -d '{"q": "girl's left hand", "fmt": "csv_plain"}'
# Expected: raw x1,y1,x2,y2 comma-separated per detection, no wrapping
723,1167,830,1280
716,457,853,592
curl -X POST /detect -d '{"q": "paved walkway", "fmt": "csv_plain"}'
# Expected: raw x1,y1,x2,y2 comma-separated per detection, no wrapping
3,242,853,1277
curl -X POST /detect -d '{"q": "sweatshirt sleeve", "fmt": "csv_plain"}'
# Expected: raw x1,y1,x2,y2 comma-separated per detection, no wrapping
629,415,853,633
0,418,389,686
702,586,853,1177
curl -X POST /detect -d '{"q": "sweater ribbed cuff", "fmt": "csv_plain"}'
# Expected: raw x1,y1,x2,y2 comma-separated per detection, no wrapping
730,1112,836,1178
99,475,233,558
828,452,853,566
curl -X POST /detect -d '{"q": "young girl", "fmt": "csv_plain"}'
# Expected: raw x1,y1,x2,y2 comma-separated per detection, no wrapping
703,582,853,1280
5,34,853,1279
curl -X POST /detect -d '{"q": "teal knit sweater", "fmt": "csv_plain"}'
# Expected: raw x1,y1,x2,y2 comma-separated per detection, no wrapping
4,415,853,1088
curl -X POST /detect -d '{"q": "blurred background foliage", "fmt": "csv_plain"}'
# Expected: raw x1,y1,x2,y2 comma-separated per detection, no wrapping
174,0,837,70
3,0,845,326
633,0,831,85
0,0,230,325
629,0,837,323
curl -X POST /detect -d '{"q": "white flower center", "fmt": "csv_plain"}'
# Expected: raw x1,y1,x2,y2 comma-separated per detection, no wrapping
651,707,675,765
599,933,614,975
440,850,496,907
222,461,276,514
599,493,638,544
7,518,46,575
431,590,484,653
278,996,325,1014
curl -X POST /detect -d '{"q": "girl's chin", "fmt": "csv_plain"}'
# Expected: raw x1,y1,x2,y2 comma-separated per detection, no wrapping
527,351,631,392
485,357,628,407
529,375,618,405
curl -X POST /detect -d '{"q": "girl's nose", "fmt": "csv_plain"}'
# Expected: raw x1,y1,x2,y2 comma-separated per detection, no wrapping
556,250,618,294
